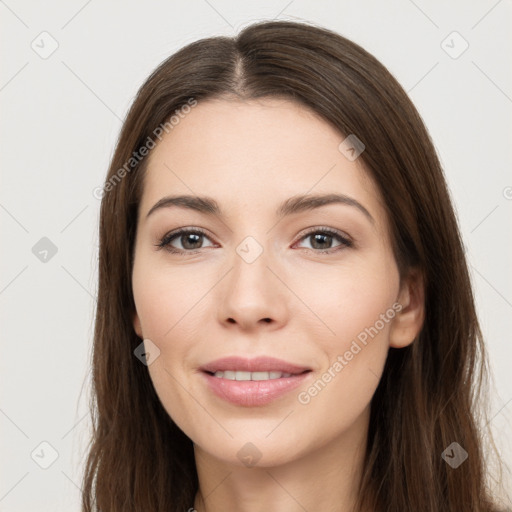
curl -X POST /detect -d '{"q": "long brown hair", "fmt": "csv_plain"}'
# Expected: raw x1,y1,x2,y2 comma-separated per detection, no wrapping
82,20,508,511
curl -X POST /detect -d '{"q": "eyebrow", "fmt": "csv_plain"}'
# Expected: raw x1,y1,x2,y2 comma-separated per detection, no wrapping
146,193,374,224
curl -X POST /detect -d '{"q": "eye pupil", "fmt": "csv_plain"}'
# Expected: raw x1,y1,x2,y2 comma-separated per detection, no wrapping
311,233,332,249
182,233,202,250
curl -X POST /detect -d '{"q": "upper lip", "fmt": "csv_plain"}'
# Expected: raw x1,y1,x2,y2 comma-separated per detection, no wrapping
200,356,311,375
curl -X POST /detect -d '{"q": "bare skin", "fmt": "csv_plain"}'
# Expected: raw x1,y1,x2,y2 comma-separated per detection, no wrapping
131,97,424,512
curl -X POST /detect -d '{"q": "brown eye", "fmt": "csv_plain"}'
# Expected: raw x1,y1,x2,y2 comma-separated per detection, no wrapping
295,228,352,253
156,228,215,254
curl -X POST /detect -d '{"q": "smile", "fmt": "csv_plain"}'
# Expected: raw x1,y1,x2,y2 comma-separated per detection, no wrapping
199,356,313,407
211,370,293,380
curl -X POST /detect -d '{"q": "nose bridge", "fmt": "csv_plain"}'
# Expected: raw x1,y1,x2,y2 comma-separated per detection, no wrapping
217,233,288,328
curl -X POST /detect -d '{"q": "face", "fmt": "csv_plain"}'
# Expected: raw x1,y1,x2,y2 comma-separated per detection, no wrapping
131,97,418,468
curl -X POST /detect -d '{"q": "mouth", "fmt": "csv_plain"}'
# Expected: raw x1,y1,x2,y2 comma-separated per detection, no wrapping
205,370,308,381
199,356,313,407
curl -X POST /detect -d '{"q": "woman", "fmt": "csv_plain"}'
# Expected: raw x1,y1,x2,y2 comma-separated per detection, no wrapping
82,20,508,511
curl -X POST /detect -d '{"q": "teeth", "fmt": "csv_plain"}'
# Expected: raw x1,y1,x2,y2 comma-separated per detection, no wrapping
213,371,293,380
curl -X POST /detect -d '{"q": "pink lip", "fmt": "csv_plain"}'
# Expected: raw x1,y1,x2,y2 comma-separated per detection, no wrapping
200,356,311,374
200,356,312,407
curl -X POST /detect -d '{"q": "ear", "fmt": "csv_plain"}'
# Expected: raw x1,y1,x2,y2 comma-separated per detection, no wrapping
133,310,143,338
389,267,425,349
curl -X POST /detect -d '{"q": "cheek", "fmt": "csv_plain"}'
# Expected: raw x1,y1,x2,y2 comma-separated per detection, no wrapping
294,260,399,420
292,256,399,348
132,258,211,343
132,261,206,426
132,260,212,416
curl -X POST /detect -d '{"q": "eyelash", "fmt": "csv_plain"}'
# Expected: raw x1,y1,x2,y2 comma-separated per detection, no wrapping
155,226,353,256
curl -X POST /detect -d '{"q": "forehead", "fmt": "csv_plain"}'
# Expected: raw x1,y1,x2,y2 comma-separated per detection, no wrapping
139,97,385,223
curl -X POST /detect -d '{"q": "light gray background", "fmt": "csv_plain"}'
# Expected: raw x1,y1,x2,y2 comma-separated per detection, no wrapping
1,1,511,510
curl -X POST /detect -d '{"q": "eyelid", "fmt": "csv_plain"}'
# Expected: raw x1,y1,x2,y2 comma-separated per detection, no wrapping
294,225,352,242
292,226,353,251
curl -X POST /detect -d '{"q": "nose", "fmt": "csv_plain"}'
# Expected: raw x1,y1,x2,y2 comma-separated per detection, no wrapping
216,242,289,332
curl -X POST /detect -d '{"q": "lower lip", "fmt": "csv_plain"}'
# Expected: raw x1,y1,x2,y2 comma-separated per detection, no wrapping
201,371,311,407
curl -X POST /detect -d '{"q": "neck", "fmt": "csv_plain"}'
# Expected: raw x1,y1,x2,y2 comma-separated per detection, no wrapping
192,406,370,512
